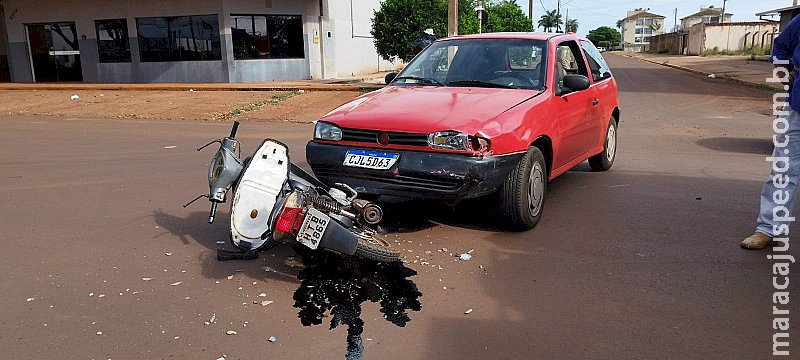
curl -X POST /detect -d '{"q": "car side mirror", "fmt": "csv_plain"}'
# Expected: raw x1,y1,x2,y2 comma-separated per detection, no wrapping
385,72,398,84
559,74,591,95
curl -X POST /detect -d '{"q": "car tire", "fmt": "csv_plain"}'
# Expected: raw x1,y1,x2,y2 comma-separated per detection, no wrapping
588,118,617,171
498,147,547,231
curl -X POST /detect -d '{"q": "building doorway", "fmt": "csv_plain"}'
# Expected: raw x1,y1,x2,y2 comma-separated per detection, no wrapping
26,22,82,82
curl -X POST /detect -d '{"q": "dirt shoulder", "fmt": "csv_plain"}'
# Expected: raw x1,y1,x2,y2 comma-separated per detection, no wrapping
0,89,364,122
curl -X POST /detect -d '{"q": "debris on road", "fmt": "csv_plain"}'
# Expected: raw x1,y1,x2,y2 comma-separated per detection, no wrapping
165,252,172,256
26,297,34,302
268,336,277,342
163,146,177,150
226,330,238,335
142,277,153,281
96,331,103,335
258,293,267,297
260,301,274,307
70,95,80,101
464,308,474,315
708,74,716,79
170,282,182,286
459,253,472,261
227,275,234,280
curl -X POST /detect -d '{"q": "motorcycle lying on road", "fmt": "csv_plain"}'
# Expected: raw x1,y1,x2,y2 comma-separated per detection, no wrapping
185,121,400,263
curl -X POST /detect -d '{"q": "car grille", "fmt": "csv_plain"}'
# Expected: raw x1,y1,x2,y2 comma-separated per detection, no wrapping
312,165,462,191
341,128,429,147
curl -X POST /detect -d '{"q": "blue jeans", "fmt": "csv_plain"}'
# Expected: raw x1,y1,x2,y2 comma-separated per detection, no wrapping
757,106,800,237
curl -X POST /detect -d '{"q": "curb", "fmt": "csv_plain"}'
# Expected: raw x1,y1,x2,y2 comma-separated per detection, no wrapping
0,83,385,92
626,55,779,92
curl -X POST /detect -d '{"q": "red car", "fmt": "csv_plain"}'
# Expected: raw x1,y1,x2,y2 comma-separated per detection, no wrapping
306,33,620,230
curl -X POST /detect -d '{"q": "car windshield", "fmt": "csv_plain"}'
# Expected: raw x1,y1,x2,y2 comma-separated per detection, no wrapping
394,38,547,91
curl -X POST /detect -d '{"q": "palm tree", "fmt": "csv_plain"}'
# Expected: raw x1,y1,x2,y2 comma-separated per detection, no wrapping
615,19,624,29
647,20,661,33
565,19,579,33
538,10,562,32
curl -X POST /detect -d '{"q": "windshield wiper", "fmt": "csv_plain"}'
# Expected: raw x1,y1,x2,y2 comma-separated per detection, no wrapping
393,76,444,86
448,80,518,89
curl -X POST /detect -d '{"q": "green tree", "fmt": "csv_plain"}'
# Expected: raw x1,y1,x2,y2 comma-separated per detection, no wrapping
586,26,621,47
371,0,480,61
615,19,624,30
565,19,579,33
537,9,562,32
484,1,533,33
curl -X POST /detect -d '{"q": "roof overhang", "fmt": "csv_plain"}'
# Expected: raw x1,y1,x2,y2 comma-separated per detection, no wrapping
756,5,800,17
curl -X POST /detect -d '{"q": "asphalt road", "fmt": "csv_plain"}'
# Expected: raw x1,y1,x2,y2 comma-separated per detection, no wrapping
1,54,797,359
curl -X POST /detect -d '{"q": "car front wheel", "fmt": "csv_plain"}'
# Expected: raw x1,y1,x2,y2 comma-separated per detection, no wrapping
498,147,547,231
588,118,617,171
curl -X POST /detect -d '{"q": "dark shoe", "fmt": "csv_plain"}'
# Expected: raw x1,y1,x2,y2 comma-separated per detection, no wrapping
740,232,773,250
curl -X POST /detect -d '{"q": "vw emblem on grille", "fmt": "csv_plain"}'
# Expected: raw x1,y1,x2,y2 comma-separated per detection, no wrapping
377,132,390,147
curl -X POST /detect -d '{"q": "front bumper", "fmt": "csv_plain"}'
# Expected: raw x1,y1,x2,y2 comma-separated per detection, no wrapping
306,141,524,200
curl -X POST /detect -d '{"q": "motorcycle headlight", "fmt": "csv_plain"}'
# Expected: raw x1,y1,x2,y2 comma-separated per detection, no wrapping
314,122,343,141
208,152,224,187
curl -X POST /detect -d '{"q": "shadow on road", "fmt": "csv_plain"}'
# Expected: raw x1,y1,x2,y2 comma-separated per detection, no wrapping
152,209,301,283
695,137,773,155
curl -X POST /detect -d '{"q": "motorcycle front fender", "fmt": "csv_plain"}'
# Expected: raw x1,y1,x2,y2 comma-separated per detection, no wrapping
318,219,359,256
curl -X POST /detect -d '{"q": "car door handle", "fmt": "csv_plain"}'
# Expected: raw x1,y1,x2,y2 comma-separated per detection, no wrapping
592,99,600,106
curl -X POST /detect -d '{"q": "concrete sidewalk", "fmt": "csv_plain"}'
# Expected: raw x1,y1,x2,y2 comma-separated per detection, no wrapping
0,74,389,92
621,53,778,91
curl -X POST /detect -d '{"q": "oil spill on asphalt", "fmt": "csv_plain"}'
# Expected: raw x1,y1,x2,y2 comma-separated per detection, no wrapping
292,245,422,359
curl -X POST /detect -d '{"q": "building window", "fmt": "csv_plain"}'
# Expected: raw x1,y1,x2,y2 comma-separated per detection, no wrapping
644,18,654,25
635,19,644,26
95,19,131,63
704,16,720,24
643,28,653,35
635,28,643,34
136,15,221,62
635,37,643,43
643,36,651,43
231,15,304,59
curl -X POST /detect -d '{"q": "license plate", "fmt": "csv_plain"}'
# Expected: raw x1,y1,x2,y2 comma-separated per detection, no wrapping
343,150,399,170
297,208,330,250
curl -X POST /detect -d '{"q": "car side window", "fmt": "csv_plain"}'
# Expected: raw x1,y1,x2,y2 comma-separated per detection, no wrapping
579,40,612,82
554,41,589,93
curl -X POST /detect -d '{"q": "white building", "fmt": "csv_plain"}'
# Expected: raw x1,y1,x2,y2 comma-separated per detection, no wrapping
620,10,666,53
0,0,397,83
680,6,733,31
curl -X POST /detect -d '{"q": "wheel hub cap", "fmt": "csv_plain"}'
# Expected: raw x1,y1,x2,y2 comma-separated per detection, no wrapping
528,162,544,217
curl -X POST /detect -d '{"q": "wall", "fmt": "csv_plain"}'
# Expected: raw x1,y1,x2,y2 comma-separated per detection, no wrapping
703,22,778,52
686,23,706,55
1,0,321,83
325,0,397,78
0,1,9,81
650,32,684,54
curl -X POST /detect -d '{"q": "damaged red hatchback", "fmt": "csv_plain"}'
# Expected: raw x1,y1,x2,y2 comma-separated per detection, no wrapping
306,33,620,230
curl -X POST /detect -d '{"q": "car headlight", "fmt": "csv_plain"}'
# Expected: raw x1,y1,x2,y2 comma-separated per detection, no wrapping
314,122,343,141
428,131,490,152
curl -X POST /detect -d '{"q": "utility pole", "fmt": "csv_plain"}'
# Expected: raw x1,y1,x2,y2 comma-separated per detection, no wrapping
529,0,533,21
557,0,561,32
674,7,678,32
565,9,569,33
448,0,458,37
720,0,727,24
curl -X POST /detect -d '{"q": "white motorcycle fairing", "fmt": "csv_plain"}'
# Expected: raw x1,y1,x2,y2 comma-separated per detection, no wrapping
230,140,289,250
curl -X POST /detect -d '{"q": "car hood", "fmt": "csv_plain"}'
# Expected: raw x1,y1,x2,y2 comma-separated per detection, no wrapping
320,86,542,135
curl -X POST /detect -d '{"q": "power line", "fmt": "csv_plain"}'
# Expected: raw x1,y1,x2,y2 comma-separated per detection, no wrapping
562,4,616,18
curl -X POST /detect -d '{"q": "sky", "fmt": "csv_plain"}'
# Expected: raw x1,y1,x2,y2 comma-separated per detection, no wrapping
514,0,794,36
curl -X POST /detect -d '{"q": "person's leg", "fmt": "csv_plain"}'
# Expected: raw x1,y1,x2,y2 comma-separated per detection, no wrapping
744,108,800,248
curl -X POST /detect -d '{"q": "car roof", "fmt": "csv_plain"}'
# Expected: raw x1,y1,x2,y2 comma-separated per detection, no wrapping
439,32,588,42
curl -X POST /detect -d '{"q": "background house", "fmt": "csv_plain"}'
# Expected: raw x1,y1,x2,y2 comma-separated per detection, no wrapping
757,4,800,31
620,10,666,52
680,6,733,30
0,0,397,83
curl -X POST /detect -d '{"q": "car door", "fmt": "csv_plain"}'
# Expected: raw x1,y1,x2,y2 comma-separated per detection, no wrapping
552,40,596,168
580,40,614,151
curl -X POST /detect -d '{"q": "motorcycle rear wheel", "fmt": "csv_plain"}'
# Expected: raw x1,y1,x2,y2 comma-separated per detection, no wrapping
350,227,400,262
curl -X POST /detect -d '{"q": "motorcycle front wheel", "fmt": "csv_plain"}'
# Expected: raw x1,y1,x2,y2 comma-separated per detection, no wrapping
350,227,400,262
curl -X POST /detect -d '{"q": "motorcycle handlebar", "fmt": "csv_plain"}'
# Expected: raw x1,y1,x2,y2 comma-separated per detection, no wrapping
229,121,240,139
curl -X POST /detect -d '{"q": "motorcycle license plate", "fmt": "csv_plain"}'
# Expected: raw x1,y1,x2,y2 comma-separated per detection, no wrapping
343,150,399,170
297,208,330,250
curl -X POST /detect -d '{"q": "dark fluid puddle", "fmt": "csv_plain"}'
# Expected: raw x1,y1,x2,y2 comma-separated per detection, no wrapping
292,245,422,359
